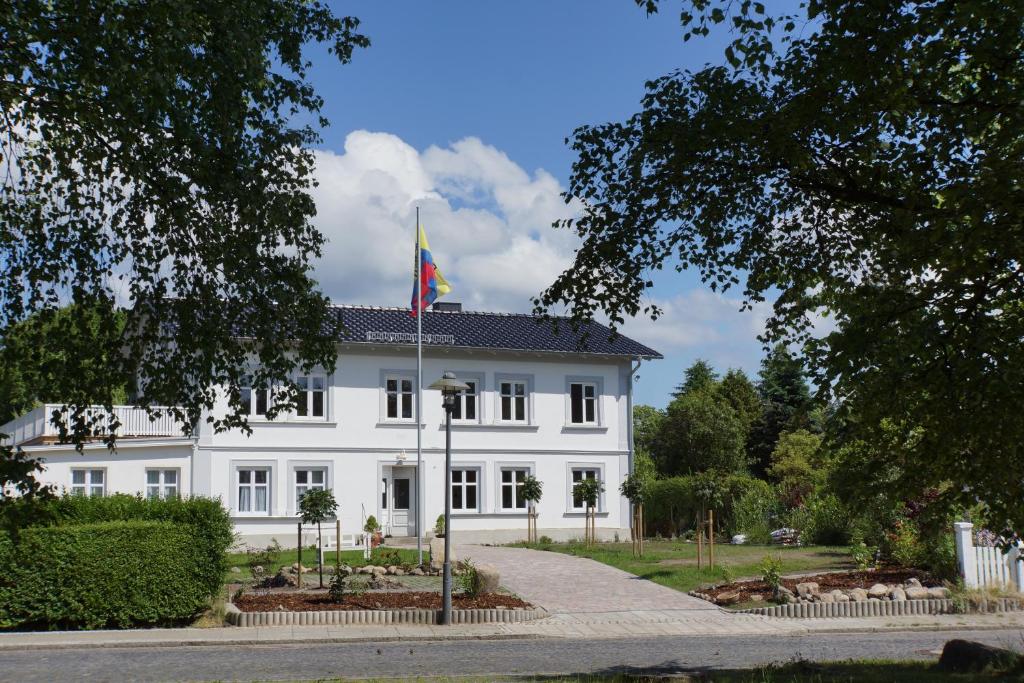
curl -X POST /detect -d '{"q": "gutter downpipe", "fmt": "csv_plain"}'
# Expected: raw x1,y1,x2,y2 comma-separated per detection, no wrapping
627,358,642,534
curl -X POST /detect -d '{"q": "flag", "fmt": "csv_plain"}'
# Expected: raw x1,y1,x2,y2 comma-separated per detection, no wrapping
410,225,451,316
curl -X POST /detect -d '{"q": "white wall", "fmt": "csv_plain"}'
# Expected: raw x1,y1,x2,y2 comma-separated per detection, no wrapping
30,441,194,499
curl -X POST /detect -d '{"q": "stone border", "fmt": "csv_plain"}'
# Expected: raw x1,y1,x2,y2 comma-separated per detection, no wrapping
224,602,548,627
734,597,1023,619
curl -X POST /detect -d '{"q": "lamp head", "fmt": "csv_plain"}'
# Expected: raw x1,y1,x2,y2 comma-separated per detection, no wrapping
428,371,470,396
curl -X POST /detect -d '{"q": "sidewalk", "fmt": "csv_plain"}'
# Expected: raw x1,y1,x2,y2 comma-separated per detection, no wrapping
1,610,1021,650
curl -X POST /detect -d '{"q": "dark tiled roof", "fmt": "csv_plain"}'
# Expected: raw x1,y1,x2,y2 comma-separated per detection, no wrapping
330,306,662,359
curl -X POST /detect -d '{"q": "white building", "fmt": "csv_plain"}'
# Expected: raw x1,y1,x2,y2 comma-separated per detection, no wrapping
1,304,661,546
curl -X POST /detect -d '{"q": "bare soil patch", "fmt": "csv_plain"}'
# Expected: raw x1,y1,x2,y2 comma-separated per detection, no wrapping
234,591,532,613
701,568,938,605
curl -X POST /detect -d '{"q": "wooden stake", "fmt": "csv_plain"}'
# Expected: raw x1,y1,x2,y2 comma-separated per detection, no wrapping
696,517,703,569
297,523,303,588
336,518,341,570
708,509,715,569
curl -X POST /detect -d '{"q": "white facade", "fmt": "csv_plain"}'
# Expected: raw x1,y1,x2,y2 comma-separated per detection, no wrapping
6,343,649,546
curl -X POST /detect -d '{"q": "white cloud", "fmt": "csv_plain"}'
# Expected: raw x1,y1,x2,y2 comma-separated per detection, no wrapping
309,131,580,312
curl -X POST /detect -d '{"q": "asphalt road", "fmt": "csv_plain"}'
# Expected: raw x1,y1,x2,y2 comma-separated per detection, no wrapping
6,629,1023,682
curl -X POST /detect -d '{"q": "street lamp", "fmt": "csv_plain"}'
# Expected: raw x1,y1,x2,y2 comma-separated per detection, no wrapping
428,370,469,625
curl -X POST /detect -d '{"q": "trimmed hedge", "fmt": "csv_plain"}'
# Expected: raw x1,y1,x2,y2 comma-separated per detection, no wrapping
0,521,209,630
25,494,233,597
644,474,773,538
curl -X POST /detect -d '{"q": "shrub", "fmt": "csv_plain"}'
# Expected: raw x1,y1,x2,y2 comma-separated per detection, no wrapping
434,514,445,537
457,558,481,597
327,572,347,603
760,554,783,590
887,520,925,569
786,492,850,546
731,480,782,543
370,547,404,568
363,515,380,533
244,539,282,577
0,521,209,630
538,535,553,545
26,493,232,596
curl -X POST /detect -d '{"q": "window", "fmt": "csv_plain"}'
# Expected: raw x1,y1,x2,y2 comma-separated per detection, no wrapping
295,375,326,418
295,468,325,505
385,376,415,420
500,467,529,510
240,376,271,417
146,469,178,499
569,382,597,424
499,380,527,422
237,468,270,513
571,468,601,511
381,478,388,509
451,379,479,421
451,468,479,511
71,469,104,497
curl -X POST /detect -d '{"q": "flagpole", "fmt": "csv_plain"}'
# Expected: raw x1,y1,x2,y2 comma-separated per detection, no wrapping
415,207,423,567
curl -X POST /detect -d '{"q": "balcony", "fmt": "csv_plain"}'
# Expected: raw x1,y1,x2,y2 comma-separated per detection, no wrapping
0,404,187,447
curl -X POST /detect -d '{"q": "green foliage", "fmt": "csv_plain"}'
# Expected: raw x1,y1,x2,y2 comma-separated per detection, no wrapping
0,521,210,630
619,473,649,504
849,532,876,572
520,475,543,504
632,447,659,483
888,521,925,569
768,429,825,507
13,493,233,596
632,405,665,456
540,0,1024,534
244,539,282,577
655,388,748,475
327,572,347,603
718,368,762,435
673,359,719,397
363,515,380,533
644,473,772,538
369,547,404,568
0,0,370,496
732,480,783,543
298,488,337,526
786,492,850,546
538,535,553,545
572,477,604,507
759,554,783,590
457,558,481,598
434,514,445,536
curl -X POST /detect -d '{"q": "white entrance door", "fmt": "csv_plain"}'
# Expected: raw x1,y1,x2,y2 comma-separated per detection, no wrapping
390,469,416,537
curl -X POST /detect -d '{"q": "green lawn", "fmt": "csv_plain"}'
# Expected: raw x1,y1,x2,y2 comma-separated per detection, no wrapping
224,546,421,583
518,539,852,594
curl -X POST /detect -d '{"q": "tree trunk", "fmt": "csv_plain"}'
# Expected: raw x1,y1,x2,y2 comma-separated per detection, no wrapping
317,521,324,589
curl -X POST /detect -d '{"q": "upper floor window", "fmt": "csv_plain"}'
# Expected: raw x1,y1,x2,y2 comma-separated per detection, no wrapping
240,376,271,417
451,379,479,421
295,468,326,505
237,467,270,514
72,469,104,497
499,380,528,423
295,375,326,419
569,382,597,424
146,469,178,499
385,375,415,420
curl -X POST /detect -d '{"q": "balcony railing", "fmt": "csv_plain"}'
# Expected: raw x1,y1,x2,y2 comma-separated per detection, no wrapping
0,404,187,447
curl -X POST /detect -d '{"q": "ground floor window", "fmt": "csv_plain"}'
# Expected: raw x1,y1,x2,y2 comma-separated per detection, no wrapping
500,467,529,510
238,468,270,513
295,468,326,505
451,468,479,511
146,469,179,499
571,467,601,511
71,469,104,497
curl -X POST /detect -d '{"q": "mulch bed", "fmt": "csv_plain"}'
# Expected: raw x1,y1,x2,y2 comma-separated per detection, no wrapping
233,591,532,613
701,568,938,604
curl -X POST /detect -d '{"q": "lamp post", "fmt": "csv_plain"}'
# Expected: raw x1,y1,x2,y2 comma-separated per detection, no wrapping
428,370,469,625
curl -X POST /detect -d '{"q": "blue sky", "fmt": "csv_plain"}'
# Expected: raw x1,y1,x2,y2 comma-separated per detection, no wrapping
302,1,771,408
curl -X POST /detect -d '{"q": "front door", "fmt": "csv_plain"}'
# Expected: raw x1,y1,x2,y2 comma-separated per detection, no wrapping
389,469,415,536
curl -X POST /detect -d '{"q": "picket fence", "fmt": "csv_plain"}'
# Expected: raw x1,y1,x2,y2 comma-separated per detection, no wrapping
954,522,1023,590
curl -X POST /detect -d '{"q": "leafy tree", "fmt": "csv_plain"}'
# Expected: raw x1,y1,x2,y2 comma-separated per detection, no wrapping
1,2,369,491
718,368,761,436
654,389,746,475
748,346,815,475
632,446,659,483
298,488,338,588
632,404,665,456
767,430,824,508
538,0,1024,531
672,359,718,397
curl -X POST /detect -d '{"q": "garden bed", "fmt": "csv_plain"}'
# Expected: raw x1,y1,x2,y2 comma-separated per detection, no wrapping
233,590,531,612
698,568,937,605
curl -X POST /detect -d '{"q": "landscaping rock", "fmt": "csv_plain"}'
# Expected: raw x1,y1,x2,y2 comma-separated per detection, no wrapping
891,586,907,602
371,565,387,576
291,563,313,574
929,586,951,599
268,571,298,588
849,588,868,602
795,582,820,599
386,565,397,575
476,563,501,594
430,536,456,570
904,577,922,589
394,568,406,576
716,590,742,605
905,586,930,600
410,567,425,576
338,564,353,576
867,583,889,599
749,594,764,603
832,590,849,603
938,639,1022,673
774,586,796,604
230,566,241,574
818,592,835,604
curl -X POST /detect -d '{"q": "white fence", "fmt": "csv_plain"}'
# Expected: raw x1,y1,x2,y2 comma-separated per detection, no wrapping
0,404,185,446
954,522,1023,590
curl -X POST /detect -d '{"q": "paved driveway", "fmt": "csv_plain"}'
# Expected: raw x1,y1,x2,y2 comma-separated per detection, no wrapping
458,544,720,614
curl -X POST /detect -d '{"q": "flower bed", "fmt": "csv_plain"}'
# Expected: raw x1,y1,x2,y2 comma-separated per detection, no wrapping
234,590,531,612
694,568,937,606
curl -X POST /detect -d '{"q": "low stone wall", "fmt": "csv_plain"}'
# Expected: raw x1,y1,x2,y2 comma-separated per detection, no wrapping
224,602,548,627
736,597,1023,619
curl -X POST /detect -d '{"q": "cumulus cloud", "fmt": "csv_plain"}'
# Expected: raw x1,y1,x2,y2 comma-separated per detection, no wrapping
309,131,580,312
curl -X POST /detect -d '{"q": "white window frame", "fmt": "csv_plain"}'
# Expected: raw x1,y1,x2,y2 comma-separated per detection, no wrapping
71,468,105,497
450,466,481,513
381,371,417,423
568,465,604,512
240,375,274,419
294,467,326,506
495,374,532,424
145,468,179,499
565,376,604,427
450,374,483,423
235,466,271,515
498,466,531,512
294,374,328,420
